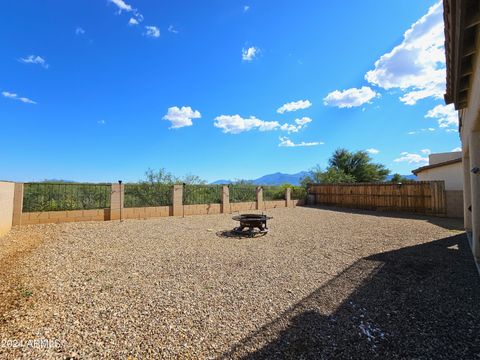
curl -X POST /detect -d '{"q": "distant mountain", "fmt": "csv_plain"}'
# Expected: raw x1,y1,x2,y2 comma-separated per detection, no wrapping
212,172,417,186
211,171,309,186
211,179,232,185
386,174,417,181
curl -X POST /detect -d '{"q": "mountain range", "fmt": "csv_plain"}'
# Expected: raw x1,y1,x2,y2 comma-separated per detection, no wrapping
211,172,416,186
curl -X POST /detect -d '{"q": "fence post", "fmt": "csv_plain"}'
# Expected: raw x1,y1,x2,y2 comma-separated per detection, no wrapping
222,185,230,214
256,186,263,210
12,183,24,226
172,184,183,217
285,187,291,207
110,183,124,221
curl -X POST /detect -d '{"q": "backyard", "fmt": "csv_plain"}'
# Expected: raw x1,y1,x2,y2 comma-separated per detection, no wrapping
0,206,479,358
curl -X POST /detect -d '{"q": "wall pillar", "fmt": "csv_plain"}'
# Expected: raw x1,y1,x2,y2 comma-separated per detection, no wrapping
463,153,472,231
285,187,291,207
222,185,230,214
256,186,263,210
172,184,183,217
110,183,124,221
12,183,24,226
470,132,480,260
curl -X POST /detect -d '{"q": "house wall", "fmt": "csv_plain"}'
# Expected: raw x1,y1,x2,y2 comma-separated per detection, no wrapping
445,190,464,218
429,152,462,165
459,24,480,262
0,181,15,237
416,162,463,191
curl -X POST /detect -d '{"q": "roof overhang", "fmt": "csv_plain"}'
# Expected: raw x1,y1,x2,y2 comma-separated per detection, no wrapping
412,158,462,175
444,0,480,110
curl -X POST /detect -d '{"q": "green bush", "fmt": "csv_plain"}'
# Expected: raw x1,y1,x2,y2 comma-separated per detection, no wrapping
23,183,111,212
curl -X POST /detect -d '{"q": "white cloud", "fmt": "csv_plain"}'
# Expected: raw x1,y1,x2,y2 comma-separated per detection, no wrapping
163,106,201,129
214,114,312,134
214,115,279,134
97,120,106,125
278,137,322,147
394,151,429,164
323,86,378,108
168,25,179,34
420,148,431,155
295,117,312,126
451,147,461,152
366,148,379,154
75,27,85,35
364,2,445,105
277,100,312,114
244,5,250,12
2,91,36,104
144,25,160,38
407,128,435,135
425,104,458,129
129,17,139,25
109,0,133,12
242,46,259,61
19,55,49,69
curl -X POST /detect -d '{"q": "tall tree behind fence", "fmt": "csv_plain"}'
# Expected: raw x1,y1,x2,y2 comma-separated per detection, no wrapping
307,181,446,215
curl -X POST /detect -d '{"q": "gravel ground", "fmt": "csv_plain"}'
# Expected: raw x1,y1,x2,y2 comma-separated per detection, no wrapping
0,206,478,359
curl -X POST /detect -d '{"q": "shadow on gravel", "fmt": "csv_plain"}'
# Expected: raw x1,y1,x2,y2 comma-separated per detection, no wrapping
222,233,480,359
299,205,464,230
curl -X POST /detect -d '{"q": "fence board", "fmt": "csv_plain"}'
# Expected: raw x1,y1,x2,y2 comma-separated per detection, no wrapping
308,181,446,215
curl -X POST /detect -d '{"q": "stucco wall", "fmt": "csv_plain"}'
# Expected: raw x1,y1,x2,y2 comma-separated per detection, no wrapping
445,190,464,218
0,181,15,237
416,162,463,191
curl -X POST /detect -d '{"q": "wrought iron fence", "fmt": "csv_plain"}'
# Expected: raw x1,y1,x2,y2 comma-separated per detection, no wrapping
23,183,111,212
124,183,172,207
183,185,222,205
262,186,285,201
291,186,307,200
229,185,257,203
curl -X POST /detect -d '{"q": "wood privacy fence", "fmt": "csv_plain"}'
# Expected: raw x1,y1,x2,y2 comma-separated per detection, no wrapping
307,181,446,215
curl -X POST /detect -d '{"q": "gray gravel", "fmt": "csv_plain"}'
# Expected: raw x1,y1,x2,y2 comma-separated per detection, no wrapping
0,206,477,359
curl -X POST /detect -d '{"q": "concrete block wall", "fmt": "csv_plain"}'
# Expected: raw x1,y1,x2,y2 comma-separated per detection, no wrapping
0,181,15,237
13,184,300,226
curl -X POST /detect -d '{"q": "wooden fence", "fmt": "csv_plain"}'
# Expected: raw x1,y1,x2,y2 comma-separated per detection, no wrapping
308,181,446,215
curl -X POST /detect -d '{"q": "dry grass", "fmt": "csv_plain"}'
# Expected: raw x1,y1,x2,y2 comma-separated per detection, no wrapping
0,206,477,359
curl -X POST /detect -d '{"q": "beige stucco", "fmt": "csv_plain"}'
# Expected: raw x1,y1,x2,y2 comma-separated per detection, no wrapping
0,181,15,237
416,161,463,191
458,24,480,262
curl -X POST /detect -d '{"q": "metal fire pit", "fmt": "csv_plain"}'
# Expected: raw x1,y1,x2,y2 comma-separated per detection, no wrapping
231,214,272,237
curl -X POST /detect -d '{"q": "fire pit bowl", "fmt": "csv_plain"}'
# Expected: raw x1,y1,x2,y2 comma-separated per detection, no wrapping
231,213,273,237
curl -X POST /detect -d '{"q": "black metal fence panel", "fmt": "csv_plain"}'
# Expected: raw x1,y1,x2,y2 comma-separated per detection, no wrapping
183,185,222,205
291,186,307,200
124,184,172,207
23,183,111,212
229,185,257,203
262,186,285,201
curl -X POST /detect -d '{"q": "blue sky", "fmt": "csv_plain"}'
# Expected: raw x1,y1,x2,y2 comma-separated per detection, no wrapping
1,0,460,183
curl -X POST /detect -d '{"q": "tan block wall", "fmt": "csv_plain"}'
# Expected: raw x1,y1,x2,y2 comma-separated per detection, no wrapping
261,200,287,210
123,206,172,219
445,190,464,218
0,182,15,237
184,204,222,216
230,202,257,212
21,209,108,225
292,199,305,206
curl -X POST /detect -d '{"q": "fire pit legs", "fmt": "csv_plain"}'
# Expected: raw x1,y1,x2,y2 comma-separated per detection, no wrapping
231,214,273,238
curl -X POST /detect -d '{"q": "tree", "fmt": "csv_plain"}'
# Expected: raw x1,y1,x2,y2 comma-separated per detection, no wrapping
300,148,390,185
143,168,206,185
328,148,389,182
389,173,410,183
